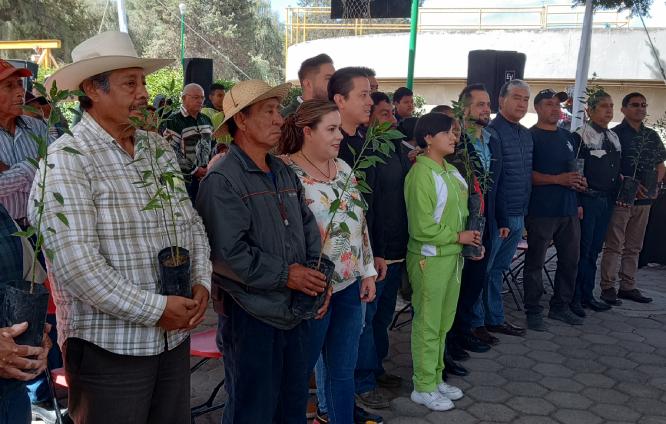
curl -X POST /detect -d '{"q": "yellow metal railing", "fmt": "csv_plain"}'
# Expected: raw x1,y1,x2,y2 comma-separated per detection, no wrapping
0,40,62,69
285,5,631,48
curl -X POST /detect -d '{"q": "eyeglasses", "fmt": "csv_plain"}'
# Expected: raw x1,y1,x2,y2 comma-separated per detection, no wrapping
628,102,648,108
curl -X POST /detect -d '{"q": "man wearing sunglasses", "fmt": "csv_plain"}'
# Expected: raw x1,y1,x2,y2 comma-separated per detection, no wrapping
599,92,666,305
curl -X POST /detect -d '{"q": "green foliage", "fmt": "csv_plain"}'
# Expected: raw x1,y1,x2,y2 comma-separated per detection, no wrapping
575,0,653,16
451,99,494,210
128,105,189,261
0,0,99,62
16,81,82,289
146,66,183,106
283,87,303,107
319,121,402,261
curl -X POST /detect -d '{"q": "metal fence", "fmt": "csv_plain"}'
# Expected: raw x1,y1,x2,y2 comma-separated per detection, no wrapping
285,4,631,48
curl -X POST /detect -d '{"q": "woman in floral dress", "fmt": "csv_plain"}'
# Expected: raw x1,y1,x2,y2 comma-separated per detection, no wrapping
278,99,377,424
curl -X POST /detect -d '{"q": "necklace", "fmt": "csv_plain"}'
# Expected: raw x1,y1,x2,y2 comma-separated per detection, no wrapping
300,151,332,180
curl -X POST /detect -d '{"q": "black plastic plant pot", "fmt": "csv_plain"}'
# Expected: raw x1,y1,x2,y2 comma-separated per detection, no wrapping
2,280,49,347
618,177,640,205
462,216,486,259
158,247,192,298
468,191,482,218
568,158,585,175
642,170,659,198
290,257,336,320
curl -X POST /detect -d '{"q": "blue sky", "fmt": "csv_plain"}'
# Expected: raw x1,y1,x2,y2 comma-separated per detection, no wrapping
269,0,665,26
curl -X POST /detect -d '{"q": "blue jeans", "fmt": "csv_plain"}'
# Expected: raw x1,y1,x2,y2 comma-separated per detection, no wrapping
574,194,615,304
26,314,62,404
308,281,362,423
355,262,402,394
218,297,310,424
0,381,30,424
472,215,524,328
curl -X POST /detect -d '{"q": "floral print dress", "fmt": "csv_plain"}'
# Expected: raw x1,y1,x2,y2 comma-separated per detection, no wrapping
287,157,377,293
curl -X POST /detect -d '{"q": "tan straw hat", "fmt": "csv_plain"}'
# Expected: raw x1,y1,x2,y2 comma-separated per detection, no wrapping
222,80,292,124
45,31,173,91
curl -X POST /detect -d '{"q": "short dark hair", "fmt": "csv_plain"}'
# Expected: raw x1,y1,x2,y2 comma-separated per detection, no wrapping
430,105,453,114
298,54,334,84
227,106,252,138
398,117,418,141
414,113,454,149
78,71,112,111
459,83,488,105
359,66,376,78
209,83,226,94
393,87,413,104
370,91,390,115
622,92,646,108
328,66,370,101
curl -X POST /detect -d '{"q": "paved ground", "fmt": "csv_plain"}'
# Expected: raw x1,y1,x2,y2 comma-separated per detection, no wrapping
34,261,666,423
189,261,666,424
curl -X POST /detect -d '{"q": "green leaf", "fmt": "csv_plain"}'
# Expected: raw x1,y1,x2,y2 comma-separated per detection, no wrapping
142,198,162,211
339,222,350,235
47,227,56,235
27,157,39,168
13,227,35,238
34,82,47,97
346,210,358,221
44,248,55,262
62,146,82,155
55,212,69,227
52,192,64,205
22,104,41,116
329,199,341,213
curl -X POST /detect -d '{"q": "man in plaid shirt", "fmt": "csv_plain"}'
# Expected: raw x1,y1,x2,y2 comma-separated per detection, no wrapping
29,32,211,423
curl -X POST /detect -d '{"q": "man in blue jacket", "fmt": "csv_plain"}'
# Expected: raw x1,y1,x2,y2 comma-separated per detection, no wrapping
471,79,532,343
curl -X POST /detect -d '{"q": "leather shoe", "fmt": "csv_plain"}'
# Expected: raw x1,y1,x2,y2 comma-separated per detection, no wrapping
570,303,586,318
486,321,526,337
600,288,622,306
446,338,470,361
471,326,499,346
582,298,611,312
618,289,653,304
458,333,491,353
444,351,469,377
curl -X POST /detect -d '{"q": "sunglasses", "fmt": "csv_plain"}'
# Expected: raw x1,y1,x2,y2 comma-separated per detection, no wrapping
628,102,648,108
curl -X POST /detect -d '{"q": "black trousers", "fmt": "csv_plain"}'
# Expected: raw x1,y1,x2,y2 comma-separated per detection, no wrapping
63,337,190,424
523,215,581,315
450,238,491,337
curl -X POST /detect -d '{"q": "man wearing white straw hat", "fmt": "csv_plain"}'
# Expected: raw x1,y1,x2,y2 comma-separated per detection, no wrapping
196,80,329,424
29,31,211,423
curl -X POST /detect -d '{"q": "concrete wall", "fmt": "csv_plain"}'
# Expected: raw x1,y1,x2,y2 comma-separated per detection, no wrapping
286,28,666,128
286,28,666,81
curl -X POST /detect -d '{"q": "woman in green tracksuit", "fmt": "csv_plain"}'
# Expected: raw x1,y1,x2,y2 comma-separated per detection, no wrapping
405,113,483,412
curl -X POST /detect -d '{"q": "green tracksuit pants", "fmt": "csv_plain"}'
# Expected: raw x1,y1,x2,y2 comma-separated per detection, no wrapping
407,252,463,393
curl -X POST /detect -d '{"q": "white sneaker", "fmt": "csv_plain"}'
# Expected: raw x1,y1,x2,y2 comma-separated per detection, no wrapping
410,390,454,411
437,382,464,400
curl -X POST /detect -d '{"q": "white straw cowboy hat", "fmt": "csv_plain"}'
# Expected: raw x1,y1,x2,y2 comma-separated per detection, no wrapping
45,31,173,91
222,80,292,125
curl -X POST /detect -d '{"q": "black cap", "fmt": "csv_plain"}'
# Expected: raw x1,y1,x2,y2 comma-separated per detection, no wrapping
534,89,568,106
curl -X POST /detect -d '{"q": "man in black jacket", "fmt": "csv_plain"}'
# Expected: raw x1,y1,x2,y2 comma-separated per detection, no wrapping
447,84,500,362
331,68,408,413
196,80,328,424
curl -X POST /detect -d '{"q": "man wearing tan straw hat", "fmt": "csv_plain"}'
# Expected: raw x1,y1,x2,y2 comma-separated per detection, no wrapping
196,79,329,424
0,59,51,224
29,31,212,423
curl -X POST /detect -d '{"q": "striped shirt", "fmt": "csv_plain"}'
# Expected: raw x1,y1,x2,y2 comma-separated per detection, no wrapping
28,112,212,356
0,116,50,220
163,106,213,174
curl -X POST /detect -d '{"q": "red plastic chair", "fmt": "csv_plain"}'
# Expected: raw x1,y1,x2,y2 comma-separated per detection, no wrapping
190,328,225,423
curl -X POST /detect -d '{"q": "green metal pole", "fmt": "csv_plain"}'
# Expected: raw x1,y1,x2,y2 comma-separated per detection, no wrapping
406,0,419,90
180,9,185,68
